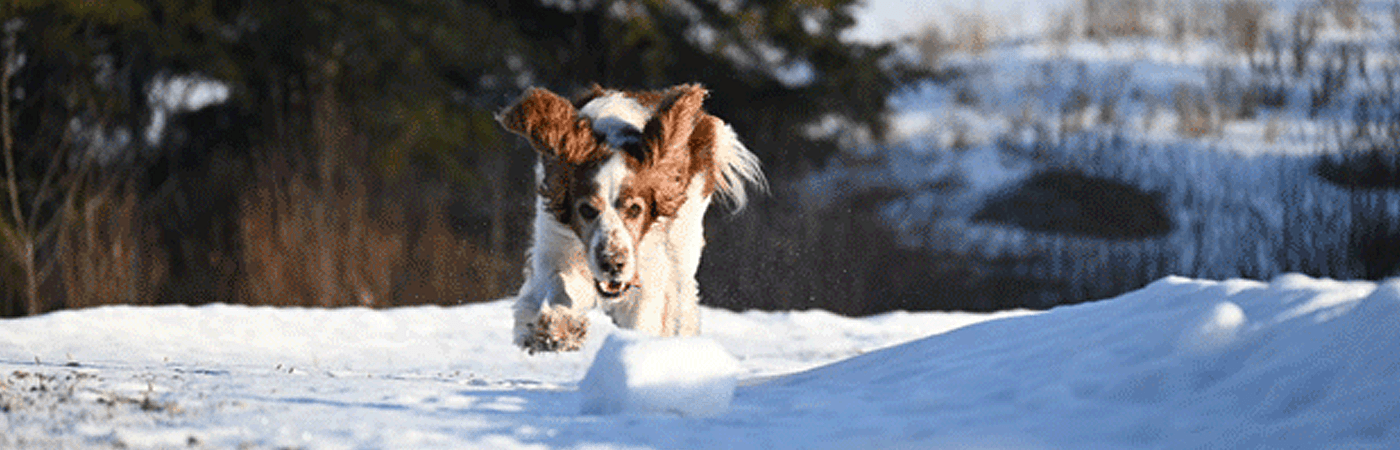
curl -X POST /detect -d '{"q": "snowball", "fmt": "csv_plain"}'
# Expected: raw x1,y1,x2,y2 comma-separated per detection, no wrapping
1179,301,1247,353
579,331,740,417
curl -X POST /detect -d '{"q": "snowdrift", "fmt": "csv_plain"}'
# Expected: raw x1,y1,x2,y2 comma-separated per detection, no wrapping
579,331,739,417
750,274,1400,448
1,274,1398,449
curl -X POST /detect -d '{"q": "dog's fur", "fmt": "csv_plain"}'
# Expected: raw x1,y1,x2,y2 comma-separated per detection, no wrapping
498,84,764,353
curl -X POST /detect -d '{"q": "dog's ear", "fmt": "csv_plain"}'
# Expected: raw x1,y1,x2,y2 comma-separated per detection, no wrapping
641,84,707,216
642,84,706,159
498,87,599,164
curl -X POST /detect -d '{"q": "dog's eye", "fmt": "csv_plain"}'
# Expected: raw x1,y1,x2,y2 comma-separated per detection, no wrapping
625,204,642,219
578,203,599,221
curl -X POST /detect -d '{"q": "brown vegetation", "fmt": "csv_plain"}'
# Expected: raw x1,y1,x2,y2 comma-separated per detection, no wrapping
237,173,404,308
1224,0,1270,61
1172,83,1219,138
58,186,165,308
1083,0,1157,40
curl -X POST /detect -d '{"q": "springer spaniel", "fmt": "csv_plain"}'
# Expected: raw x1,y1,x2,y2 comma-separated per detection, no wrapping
498,84,764,353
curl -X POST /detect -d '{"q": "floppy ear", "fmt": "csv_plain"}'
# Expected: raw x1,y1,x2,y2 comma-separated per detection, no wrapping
687,113,724,196
641,84,707,216
498,88,598,164
642,84,707,162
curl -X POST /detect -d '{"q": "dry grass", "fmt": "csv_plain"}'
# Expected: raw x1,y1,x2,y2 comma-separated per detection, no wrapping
238,173,403,308
1083,0,1159,40
237,169,516,309
1224,0,1270,60
57,186,165,308
400,207,514,307
232,81,517,309
913,23,947,71
911,11,996,59
1309,46,1357,117
1291,7,1322,78
1322,0,1363,31
1167,6,1189,49
1208,66,1251,121
952,12,996,54
1181,1,1223,42
1173,82,1220,138
1048,9,1079,54
1060,88,1093,134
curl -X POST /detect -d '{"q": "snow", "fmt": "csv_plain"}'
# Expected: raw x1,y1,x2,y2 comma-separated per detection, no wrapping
144,74,230,146
3,274,1400,448
579,331,738,417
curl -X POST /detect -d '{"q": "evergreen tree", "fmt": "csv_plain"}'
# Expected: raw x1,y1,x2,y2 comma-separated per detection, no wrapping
494,0,902,172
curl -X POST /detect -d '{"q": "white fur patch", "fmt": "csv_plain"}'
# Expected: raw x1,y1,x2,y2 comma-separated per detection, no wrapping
579,93,648,148
585,152,639,289
594,152,630,202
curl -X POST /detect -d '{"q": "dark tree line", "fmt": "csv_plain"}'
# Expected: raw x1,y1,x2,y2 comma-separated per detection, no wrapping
0,0,911,316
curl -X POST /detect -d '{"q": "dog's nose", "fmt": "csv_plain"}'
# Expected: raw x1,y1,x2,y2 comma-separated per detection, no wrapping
596,247,627,276
598,256,626,276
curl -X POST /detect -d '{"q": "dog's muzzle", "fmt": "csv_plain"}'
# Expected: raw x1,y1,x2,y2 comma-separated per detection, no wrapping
595,279,634,298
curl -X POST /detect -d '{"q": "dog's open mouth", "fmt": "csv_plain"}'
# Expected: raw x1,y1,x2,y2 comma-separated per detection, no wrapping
595,279,631,298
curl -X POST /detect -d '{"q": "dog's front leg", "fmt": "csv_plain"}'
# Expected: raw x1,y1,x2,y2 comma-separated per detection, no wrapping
514,279,590,354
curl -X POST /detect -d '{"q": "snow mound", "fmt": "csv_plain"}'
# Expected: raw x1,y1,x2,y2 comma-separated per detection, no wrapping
758,275,1400,448
579,331,740,417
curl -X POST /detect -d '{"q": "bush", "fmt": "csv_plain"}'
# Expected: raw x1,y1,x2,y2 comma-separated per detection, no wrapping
972,170,1173,240
1315,147,1400,190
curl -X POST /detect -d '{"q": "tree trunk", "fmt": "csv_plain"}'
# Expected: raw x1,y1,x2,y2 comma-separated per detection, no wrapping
2,23,39,315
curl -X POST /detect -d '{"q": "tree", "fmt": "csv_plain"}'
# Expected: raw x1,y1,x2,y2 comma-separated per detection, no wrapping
2,2,153,315
493,0,903,173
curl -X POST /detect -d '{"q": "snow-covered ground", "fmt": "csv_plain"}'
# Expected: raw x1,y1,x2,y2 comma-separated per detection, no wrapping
3,274,1400,448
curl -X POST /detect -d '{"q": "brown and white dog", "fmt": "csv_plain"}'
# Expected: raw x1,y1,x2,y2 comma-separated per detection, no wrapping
498,84,764,353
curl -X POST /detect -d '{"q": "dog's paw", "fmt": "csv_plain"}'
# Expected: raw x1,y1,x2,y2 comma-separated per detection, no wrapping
522,307,589,354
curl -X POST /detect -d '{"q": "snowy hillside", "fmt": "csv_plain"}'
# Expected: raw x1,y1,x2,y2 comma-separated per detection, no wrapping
4,274,1399,448
809,0,1400,309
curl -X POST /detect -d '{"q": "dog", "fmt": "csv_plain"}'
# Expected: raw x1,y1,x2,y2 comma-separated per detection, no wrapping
497,83,764,353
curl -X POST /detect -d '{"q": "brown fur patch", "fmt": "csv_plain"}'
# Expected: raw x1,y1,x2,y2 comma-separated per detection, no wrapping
500,88,613,223
538,155,594,225
498,88,606,165
636,85,707,216
687,115,723,196
621,88,672,109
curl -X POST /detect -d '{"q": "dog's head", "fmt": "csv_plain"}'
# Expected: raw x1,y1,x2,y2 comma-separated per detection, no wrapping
499,84,719,298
